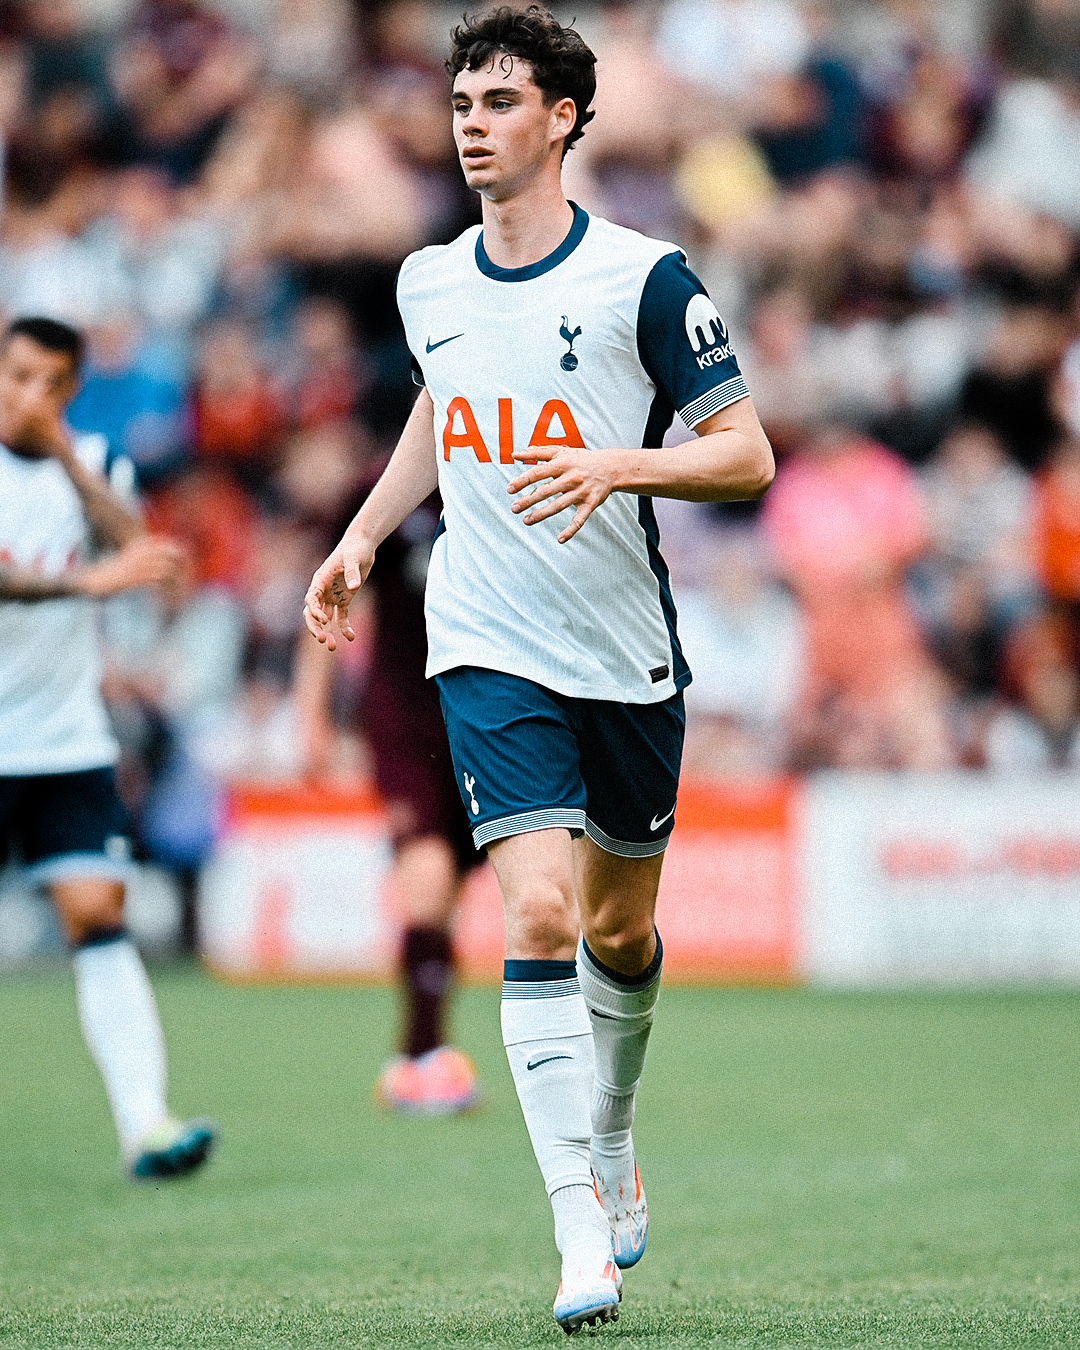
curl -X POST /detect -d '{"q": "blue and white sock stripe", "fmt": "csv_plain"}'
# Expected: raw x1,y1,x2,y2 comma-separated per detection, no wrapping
502,977,581,1000
503,957,580,1000
679,375,751,431
501,958,591,1042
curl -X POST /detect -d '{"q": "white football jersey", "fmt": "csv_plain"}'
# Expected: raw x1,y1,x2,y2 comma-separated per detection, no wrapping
0,434,128,775
397,206,750,704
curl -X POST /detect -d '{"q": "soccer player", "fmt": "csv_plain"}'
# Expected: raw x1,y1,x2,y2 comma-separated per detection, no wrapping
297,485,484,1113
303,6,773,1333
0,317,216,1180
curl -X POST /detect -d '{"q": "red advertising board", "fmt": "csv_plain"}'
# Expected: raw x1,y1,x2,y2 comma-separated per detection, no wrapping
200,779,801,983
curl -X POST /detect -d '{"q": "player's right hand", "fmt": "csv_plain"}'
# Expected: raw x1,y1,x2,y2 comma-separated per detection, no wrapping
303,541,374,650
77,534,184,597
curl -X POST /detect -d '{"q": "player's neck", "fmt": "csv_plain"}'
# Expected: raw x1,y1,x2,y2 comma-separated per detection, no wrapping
480,175,574,271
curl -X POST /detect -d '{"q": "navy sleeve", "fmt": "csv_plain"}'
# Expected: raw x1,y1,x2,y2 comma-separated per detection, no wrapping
636,252,749,430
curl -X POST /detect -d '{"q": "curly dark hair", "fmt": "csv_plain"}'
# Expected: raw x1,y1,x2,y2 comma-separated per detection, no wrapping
446,6,597,155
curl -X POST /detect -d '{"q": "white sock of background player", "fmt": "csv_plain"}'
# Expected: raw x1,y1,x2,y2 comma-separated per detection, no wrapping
73,929,169,1156
501,959,613,1277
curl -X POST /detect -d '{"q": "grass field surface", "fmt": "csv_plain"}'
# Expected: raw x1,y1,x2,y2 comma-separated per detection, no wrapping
1,967,1079,1348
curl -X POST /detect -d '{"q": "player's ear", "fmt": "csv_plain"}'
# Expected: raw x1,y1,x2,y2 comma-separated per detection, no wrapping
549,96,576,146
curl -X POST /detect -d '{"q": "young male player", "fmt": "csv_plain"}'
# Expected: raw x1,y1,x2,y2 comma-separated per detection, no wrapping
0,316,216,1180
304,7,773,1332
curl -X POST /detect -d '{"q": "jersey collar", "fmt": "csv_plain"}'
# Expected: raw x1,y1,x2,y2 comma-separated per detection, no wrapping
475,202,589,282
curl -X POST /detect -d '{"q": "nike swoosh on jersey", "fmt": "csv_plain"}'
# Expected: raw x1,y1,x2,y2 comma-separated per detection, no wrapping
426,333,465,352
526,1053,573,1071
649,804,676,831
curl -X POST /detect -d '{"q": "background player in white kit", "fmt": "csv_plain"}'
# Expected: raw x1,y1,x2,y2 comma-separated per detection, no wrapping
304,7,773,1333
0,317,216,1180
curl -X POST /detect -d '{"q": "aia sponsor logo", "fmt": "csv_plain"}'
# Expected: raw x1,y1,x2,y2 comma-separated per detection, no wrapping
441,397,585,463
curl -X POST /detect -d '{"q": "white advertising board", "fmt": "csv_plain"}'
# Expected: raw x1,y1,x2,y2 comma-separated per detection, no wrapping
199,821,396,977
803,773,1080,986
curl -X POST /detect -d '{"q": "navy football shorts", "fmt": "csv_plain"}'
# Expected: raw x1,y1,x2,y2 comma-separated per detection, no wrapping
0,767,132,886
435,666,685,858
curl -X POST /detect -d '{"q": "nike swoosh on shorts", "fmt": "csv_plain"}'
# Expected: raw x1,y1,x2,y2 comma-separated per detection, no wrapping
649,805,676,831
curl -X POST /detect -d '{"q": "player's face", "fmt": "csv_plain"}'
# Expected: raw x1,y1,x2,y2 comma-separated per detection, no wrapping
451,57,574,200
0,334,78,457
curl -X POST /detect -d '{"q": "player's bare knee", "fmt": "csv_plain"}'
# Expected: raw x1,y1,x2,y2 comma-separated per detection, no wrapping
505,887,579,960
50,879,125,947
581,914,656,971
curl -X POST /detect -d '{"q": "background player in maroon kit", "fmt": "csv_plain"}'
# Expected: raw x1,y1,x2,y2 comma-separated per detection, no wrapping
298,477,482,1114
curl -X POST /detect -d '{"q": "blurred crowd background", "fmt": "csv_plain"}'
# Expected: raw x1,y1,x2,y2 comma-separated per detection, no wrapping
6,0,1080,893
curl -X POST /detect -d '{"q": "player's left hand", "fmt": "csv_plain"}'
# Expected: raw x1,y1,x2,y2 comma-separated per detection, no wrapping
507,445,619,544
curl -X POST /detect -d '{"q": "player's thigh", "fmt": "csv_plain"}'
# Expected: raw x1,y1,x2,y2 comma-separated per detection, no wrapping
487,828,580,961
437,667,586,958
574,835,664,947
435,666,586,849
19,768,132,940
577,692,685,860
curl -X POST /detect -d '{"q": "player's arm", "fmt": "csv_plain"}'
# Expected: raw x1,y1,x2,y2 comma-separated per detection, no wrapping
507,252,774,543
508,397,773,542
58,446,143,550
0,535,183,603
24,408,144,551
303,387,439,649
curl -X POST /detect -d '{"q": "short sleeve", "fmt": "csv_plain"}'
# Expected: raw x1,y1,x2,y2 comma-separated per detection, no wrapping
636,252,749,429
411,354,426,387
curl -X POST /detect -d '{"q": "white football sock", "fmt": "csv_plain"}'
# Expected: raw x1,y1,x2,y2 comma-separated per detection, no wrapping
551,1184,613,1278
73,932,169,1153
501,960,595,1198
577,934,662,1142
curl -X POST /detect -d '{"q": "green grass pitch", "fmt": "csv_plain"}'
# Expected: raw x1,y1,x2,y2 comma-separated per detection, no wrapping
1,967,1079,1348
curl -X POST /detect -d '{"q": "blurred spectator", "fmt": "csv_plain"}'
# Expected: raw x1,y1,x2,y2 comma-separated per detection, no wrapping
266,0,356,97
675,532,806,777
275,418,369,533
80,165,226,381
993,0,1080,81
143,462,257,595
189,317,286,492
958,301,1068,471
66,315,184,479
914,420,1038,758
275,296,366,430
737,286,828,452
244,514,321,686
919,420,1037,626
0,169,111,324
762,423,953,768
24,0,111,113
965,60,1080,230
754,54,863,183
101,0,259,183
655,0,810,109
1033,435,1080,612
985,608,1080,770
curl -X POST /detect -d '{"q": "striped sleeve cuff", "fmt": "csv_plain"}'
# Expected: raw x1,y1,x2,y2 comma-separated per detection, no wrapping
678,375,750,430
